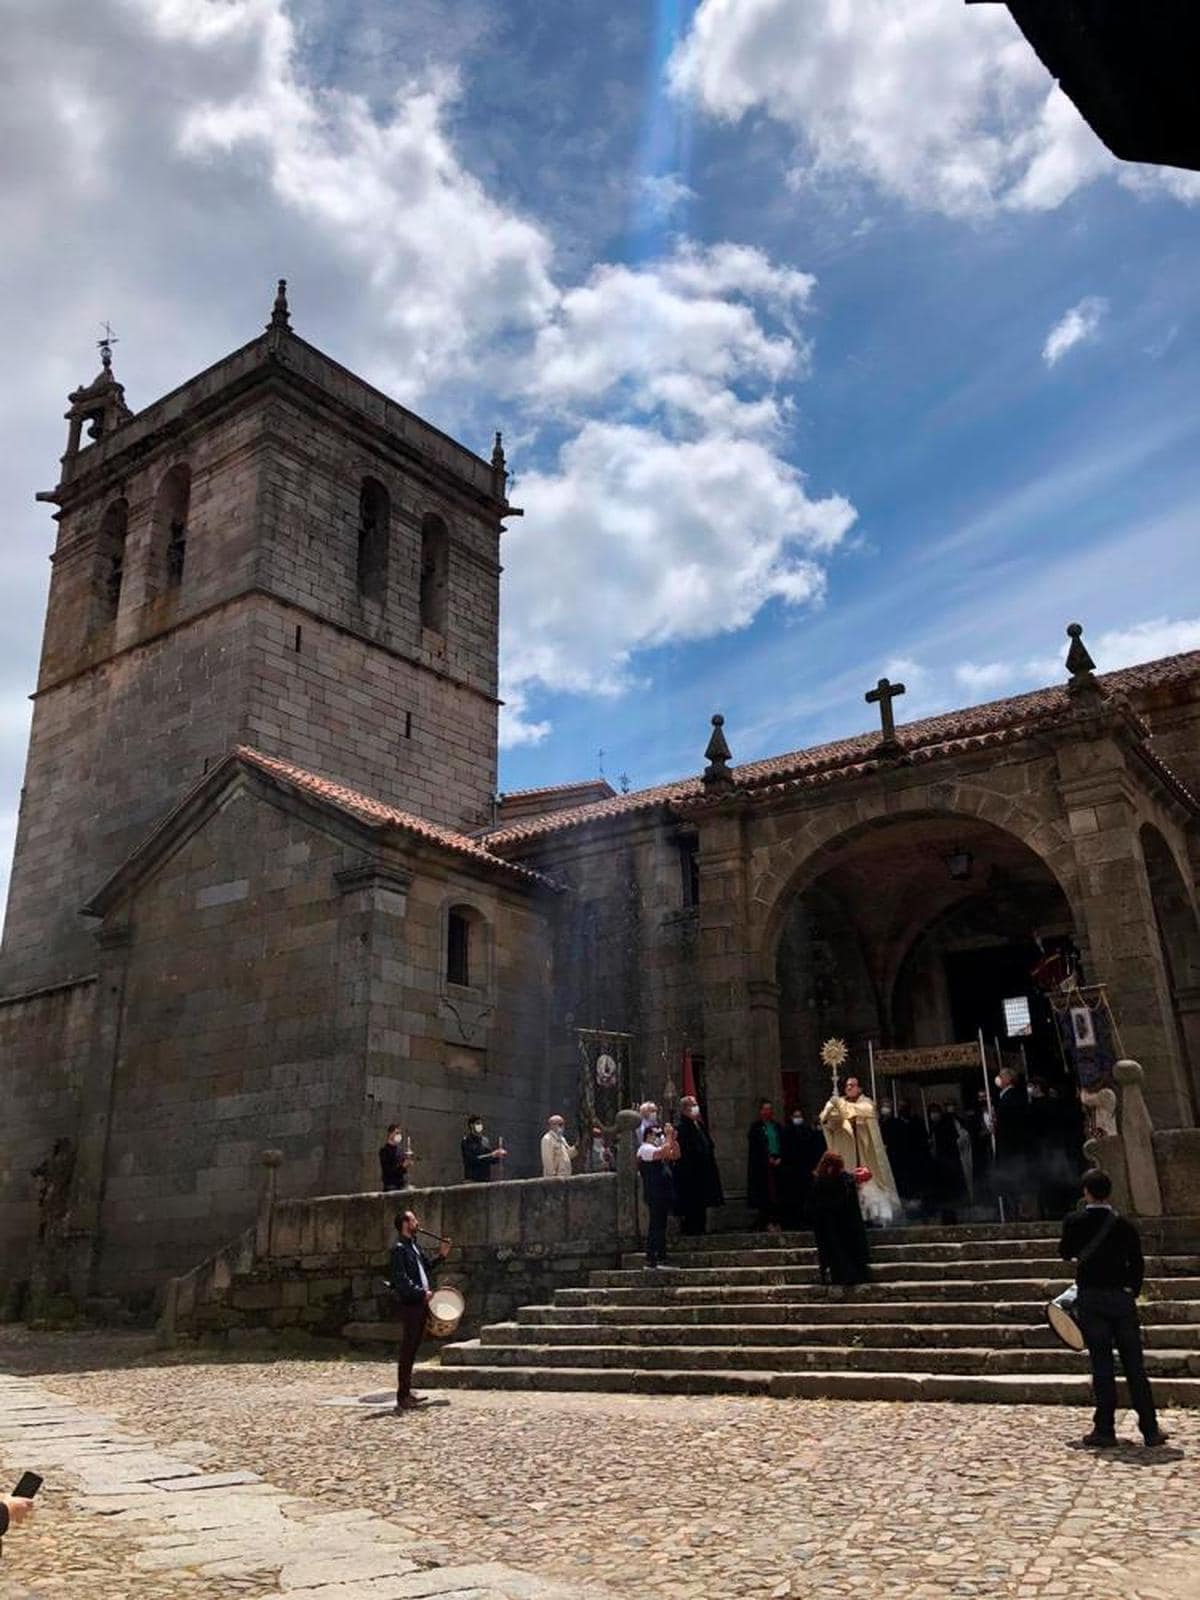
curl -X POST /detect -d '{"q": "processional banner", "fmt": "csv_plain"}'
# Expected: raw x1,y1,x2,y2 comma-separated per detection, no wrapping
1049,984,1120,1090
875,1042,983,1077
575,1028,633,1167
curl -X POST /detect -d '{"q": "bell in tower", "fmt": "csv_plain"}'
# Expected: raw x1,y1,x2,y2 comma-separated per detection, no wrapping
54,325,133,488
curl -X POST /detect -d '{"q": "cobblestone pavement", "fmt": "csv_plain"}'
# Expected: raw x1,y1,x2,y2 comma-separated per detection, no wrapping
1,1329,1197,1600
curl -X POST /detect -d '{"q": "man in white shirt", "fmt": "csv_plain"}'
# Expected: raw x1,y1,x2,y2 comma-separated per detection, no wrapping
540,1114,577,1178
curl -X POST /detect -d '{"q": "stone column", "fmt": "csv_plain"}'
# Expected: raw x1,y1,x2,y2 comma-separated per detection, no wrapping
331,860,412,1196
1058,749,1192,1128
256,1149,283,1258
66,922,132,1303
1114,1060,1163,1216
697,808,771,1193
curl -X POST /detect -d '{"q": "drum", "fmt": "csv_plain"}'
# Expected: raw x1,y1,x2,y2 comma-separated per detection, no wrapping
425,1284,465,1339
1046,1286,1086,1352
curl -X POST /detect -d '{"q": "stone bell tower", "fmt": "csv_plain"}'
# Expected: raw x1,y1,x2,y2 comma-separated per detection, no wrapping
1,284,514,994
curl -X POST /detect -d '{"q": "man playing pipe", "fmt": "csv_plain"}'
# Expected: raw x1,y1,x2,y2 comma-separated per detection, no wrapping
388,1209,451,1412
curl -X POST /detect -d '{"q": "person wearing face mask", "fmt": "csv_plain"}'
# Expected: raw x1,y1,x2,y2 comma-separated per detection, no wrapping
992,1067,1031,1218
637,1121,680,1267
540,1114,577,1179
781,1108,826,1227
460,1114,507,1182
379,1124,411,1193
672,1095,724,1235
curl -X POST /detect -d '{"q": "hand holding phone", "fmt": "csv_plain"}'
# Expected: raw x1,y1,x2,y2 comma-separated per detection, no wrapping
11,1472,43,1499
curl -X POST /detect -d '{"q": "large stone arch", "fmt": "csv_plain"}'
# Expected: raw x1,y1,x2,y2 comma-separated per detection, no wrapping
1140,821,1200,1119
750,779,1083,975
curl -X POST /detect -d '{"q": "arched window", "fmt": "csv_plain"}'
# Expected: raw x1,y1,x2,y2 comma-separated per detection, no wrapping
93,498,128,628
445,903,487,989
357,477,389,601
155,463,191,590
419,512,449,633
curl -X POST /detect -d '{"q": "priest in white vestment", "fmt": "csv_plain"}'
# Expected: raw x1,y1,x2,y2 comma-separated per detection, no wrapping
819,1076,900,1225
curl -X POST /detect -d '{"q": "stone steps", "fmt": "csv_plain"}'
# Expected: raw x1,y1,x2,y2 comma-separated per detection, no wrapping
442,1338,1200,1377
625,1245,1200,1271
420,1222,1200,1405
515,1297,1200,1326
418,1364,1200,1406
556,1276,1200,1305
591,1258,1200,1287
484,1318,1200,1350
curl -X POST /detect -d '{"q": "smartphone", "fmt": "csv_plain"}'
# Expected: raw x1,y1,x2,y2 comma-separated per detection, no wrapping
11,1472,42,1499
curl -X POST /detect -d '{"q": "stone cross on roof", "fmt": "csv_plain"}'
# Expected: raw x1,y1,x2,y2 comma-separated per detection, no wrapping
865,676,906,754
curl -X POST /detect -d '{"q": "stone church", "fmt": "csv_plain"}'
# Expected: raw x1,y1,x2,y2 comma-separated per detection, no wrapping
2,286,1198,1305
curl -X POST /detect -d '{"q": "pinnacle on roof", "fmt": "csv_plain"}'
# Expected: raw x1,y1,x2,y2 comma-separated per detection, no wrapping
1066,621,1098,696
702,713,733,791
268,277,291,332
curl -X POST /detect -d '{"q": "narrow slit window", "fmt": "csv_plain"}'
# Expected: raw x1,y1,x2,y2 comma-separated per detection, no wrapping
447,910,471,987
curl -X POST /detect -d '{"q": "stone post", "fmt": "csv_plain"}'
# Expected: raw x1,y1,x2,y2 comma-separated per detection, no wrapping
613,1108,642,1243
256,1149,283,1260
1114,1060,1163,1216
1058,740,1192,1128
696,809,758,1186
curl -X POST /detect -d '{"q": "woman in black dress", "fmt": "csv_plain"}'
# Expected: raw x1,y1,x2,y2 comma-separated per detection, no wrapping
810,1150,871,1286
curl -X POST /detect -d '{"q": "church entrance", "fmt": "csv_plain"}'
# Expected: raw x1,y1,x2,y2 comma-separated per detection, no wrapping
773,812,1079,1115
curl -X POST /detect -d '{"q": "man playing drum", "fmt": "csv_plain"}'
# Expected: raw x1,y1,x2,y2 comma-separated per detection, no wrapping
388,1209,451,1412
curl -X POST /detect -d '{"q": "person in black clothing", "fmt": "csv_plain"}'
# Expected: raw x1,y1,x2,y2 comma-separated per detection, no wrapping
1059,1168,1167,1449
379,1125,410,1192
781,1108,826,1227
637,1122,679,1266
926,1103,967,1224
673,1096,724,1235
810,1150,870,1286
460,1114,507,1182
388,1208,451,1411
993,1068,1030,1217
746,1099,785,1232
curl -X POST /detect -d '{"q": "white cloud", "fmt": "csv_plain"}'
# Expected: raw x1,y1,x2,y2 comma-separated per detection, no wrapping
1042,296,1108,367
501,421,855,710
956,616,1200,703
636,172,695,219
669,0,1196,219
0,0,854,814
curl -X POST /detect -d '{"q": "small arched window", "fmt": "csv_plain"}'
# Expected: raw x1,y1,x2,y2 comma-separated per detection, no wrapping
155,463,191,590
94,498,128,628
446,903,486,989
419,512,449,633
357,478,389,602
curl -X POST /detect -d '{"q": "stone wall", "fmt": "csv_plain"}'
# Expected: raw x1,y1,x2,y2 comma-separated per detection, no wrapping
164,1171,630,1344
0,978,95,1306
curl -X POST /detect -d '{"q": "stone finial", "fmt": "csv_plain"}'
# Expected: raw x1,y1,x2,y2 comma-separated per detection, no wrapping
702,713,734,791
491,430,507,498
268,278,291,332
1065,622,1098,695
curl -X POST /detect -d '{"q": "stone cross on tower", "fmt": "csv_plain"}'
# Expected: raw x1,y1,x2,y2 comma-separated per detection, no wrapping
865,676,906,755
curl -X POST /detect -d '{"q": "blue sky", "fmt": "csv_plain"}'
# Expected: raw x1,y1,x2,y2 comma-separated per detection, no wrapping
1,0,1197,899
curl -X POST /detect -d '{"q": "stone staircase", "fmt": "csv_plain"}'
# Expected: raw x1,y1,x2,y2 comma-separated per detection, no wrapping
419,1221,1200,1404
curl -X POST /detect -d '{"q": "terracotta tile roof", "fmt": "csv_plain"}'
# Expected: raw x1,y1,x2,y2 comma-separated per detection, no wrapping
482,650,1200,848
235,747,559,889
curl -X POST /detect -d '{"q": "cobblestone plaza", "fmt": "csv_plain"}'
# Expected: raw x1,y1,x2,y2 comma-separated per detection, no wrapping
1,1330,1196,1600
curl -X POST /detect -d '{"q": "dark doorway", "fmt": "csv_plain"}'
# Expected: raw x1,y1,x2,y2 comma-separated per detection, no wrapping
944,943,1064,1085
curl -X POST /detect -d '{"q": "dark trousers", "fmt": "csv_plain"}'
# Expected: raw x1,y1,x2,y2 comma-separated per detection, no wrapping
395,1302,427,1403
1076,1287,1159,1439
645,1195,670,1263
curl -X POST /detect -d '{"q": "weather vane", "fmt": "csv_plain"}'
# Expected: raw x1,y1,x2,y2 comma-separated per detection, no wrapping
98,321,119,371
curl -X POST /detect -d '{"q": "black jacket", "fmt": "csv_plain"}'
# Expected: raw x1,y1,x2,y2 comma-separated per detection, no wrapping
1060,1206,1145,1295
388,1237,439,1306
379,1142,409,1191
673,1116,724,1211
461,1132,495,1182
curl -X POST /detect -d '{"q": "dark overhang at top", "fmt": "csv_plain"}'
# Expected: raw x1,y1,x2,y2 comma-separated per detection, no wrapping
967,1,1200,172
